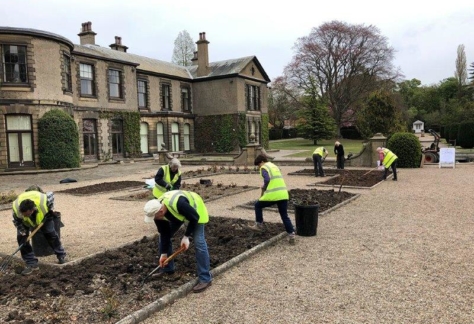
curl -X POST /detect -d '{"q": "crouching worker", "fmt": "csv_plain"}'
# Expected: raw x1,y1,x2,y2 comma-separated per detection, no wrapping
144,190,212,293
153,158,182,198
12,188,67,275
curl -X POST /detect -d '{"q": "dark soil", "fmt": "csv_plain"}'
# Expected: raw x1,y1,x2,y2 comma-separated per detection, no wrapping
56,181,144,195
289,168,391,187
0,217,283,323
241,188,357,212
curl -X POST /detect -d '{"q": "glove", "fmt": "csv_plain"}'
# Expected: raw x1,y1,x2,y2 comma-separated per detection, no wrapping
165,183,172,191
181,236,190,250
159,254,168,268
17,224,27,236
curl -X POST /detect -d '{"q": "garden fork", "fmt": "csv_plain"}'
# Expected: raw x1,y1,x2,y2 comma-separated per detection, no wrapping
0,222,45,273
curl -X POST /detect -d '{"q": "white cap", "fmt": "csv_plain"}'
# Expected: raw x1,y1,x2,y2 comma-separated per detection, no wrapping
143,199,162,223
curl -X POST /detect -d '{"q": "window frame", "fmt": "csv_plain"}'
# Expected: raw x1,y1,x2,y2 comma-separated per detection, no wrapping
1,44,28,84
137,79,148,109
181,86,191,112
161,83,171,111
63,53,72,93
108,68,123,99
246,84,261,111
79,62,96,97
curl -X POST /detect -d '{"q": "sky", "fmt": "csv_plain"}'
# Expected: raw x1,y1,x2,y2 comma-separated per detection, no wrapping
1,0,474,86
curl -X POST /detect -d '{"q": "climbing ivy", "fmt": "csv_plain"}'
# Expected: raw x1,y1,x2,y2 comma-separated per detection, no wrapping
99,111,141,158
195,114,247,153
261,113,269,149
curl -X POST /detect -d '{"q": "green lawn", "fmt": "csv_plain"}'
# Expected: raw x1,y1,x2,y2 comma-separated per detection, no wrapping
269,138,365,158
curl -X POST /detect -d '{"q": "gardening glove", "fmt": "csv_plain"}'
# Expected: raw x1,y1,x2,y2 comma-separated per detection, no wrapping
17,224,27,236
165,183,172,191
159,254,168,268
180,236,190,251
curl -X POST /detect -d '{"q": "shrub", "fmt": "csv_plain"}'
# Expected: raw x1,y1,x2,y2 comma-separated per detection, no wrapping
457,122,474,148
38,109,80,169
340,126,362,139
386,132,421,168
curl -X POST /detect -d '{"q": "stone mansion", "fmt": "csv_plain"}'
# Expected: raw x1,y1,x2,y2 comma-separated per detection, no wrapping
0,22,270,170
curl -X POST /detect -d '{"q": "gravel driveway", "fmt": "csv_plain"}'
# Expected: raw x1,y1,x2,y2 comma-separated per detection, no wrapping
1,161,473,323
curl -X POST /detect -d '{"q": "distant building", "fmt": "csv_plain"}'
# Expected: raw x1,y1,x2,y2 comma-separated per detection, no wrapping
0,23,270,169
412,120,424,134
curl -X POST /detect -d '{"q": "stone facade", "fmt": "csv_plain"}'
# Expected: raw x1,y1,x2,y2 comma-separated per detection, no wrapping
0,23,270,170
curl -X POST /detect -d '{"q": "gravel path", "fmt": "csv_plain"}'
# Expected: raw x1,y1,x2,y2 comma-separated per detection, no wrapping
1,161,473,323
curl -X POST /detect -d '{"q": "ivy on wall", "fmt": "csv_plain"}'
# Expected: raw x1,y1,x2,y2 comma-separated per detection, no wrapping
261,113,269,149
195,114,247,153
99,111,141,158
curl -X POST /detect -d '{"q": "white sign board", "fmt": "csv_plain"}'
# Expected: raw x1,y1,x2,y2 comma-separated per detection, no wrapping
439,148,455,169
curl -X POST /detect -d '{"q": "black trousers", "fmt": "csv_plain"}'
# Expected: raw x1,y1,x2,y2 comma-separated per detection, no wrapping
384,159,398,180
336,155,345,169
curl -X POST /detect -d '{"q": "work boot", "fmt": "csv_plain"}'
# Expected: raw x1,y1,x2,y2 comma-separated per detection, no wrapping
151,269,175,278
58,256,67,264
288,233,296,245
192,281,212,293
392,178,397,181
247,222,264,232
21,265,39,276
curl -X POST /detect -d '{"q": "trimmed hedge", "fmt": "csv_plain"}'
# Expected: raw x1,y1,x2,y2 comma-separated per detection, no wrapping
38,109,80,169
457,122,474,148
386,132,421,168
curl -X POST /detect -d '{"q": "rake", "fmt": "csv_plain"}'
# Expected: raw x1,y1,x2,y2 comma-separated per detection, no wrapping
141,245,186,285
0,222,45,273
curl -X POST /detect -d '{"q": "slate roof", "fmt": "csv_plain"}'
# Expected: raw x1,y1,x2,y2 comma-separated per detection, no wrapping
0,26,74,49
74,44,192,79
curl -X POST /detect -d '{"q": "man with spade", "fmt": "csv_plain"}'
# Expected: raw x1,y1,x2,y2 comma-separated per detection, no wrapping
144,190,212,293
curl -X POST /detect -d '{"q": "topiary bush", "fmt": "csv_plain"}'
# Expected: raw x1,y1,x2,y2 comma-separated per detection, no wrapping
457,121,474,149
38,109,80,169
386,132,422,168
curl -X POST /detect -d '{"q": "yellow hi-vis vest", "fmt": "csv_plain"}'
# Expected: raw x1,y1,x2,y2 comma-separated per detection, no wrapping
382,148,398,168
259,162,289,202
12,191,48,228
153,165,182,198
160,190,209,224
313,147,325,156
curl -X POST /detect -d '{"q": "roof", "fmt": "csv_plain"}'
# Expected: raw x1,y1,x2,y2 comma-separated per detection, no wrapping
74,44,192,79
0,26,74,49
188,56,270,82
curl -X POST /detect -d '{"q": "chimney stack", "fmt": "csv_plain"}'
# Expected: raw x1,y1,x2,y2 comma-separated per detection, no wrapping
191,51,198,66
196,32,210,76
78,21,97,45
109,36,129,52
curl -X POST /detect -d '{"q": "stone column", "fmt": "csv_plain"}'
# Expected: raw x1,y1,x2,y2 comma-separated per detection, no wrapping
370,133,387,167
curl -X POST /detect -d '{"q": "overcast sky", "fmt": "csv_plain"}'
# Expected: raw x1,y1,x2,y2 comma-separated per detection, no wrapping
2,0,473,86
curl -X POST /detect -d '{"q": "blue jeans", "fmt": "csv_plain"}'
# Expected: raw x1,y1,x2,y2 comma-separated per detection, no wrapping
255,200,295,234
17,218,66,266
159,223,212,284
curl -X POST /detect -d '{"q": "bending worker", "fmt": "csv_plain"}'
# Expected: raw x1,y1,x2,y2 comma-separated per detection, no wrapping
312,146,329,177
144,190,212,293
12,188,67,275
377,147,398,181
153,158,182,198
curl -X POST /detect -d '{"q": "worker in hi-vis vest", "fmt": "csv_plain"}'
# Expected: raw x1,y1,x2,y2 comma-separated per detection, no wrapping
312,147,329,177
377,147,398,181
153,158,182,198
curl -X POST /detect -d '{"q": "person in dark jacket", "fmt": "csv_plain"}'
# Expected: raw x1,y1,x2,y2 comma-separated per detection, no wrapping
334,141,345,169
143,190,212,293
12,187,67,275
153,158,182,198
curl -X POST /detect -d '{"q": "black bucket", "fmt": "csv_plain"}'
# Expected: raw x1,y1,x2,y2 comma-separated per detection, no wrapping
294,204,319,236
32,212,64,257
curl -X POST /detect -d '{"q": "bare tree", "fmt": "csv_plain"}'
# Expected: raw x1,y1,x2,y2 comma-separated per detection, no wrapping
171,30,195,66
454,44,467,87
268,78,299,129
284,20,400,136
